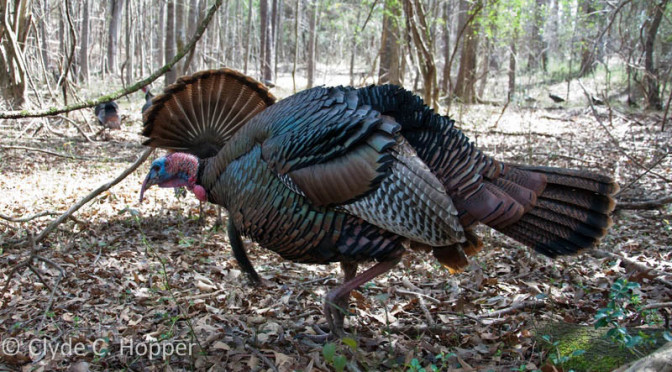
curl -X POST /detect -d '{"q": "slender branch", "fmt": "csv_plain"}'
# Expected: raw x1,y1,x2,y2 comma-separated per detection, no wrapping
641,302,672,311
0,145,89,160
478,300,547,319
616,195,672,210
0,211,60,223
577,79,672,183
0,0,223,119
591,249,672,288
30,148,154,245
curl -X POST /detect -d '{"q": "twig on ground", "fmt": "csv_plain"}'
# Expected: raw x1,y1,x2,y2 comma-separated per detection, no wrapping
395,289,441,305
616,195,672,210
56,115,94,142
1,234,65,310
461,128,564,140
591,249,672,288
0,211,60,223
0,145,89,160
641,302,672,311
616,151,670,196
577,79,672,184
244,343,279,372
27,148,154,246
478,300,547,319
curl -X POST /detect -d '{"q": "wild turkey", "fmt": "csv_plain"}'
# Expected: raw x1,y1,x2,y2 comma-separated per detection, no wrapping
95,101,121,129
94,101,121,140
139,68,618,338
141,86,154,114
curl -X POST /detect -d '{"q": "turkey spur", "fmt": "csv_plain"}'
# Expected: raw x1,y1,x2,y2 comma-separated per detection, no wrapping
139,68,618,338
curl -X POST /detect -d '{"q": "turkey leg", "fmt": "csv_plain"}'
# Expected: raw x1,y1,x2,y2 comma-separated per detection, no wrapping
325,255,402,337
227,219,261,284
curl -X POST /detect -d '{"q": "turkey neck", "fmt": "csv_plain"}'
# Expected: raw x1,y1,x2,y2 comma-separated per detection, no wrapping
199,118,270,199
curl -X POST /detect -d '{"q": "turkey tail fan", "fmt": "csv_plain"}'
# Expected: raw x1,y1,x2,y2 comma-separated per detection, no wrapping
142,68,276,158
496,165,618,257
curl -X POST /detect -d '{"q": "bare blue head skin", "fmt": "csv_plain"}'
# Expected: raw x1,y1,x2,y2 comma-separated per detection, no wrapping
139,153,207,203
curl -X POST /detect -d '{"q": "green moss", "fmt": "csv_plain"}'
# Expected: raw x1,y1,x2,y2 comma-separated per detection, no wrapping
535,322,667,372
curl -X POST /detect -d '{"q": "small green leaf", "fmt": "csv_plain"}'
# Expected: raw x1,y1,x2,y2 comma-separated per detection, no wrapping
333,355,347,372
571,349,586,357
664,331,672,341
341,337,357,350
322,343,336,363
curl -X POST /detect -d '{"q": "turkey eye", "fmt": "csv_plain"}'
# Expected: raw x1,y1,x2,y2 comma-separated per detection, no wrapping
152,165,160,172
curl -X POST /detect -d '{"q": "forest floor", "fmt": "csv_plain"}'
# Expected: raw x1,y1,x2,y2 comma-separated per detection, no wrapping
0,80,671,371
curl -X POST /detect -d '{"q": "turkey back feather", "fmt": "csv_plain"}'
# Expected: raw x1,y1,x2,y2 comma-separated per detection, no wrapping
355,84,618,262
142,68,276,158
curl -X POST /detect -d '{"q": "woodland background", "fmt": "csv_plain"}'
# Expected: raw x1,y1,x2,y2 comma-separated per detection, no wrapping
1,0,672,370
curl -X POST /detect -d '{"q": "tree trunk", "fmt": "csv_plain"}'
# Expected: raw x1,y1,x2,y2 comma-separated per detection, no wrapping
508,38,517,101
107,0,124,74
292,0,300,92
528,0,545,71
273,0,282,80
403,0,438,108
164,0,177,85
0,0,32,108
125,0,133,85
454,0,481,104
379,0,402,85
79,0,90,83
39,0,50,71
644,0,669,110
349,7,362,86
260,0,273,81
578,0,596,77
306,0,320,88
440,0,451,94
243,0,252,74
156,0,165,68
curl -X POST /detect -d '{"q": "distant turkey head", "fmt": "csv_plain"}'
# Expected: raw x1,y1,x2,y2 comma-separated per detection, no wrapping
139,153,207,203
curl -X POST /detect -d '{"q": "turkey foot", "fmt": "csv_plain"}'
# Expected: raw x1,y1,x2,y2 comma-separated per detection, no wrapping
316,257,401,339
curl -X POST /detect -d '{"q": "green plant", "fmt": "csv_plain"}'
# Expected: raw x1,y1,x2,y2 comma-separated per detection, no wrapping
542,334,585,370
594,278,653,350
322,342,347,372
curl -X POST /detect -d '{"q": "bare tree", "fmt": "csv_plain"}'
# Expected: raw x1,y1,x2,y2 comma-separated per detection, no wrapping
379,0,402,85
306,0,320,88
164,0,177,85
106,0,124,74
0,0,32,107
454,0,481,104
292,0,301,92
260,0,274,82
79,0,90,83
403,0,438,108
643,0,669,110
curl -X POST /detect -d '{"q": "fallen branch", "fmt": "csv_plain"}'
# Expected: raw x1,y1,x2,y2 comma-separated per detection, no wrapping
478,300,547,319
616,195,672,210
0,211,60,223
577,80,672,184
591,249,672,288
0,145,89,160
28,148,154,246
1,234,65,309
641,302,672,311
56,115,94,142
461,128,564,140
0,0,223,119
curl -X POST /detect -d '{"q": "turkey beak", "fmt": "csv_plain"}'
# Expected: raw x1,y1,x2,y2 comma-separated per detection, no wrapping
139,170,159,203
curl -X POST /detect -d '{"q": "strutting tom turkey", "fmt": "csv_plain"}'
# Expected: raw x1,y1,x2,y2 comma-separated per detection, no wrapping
139,68,618,338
